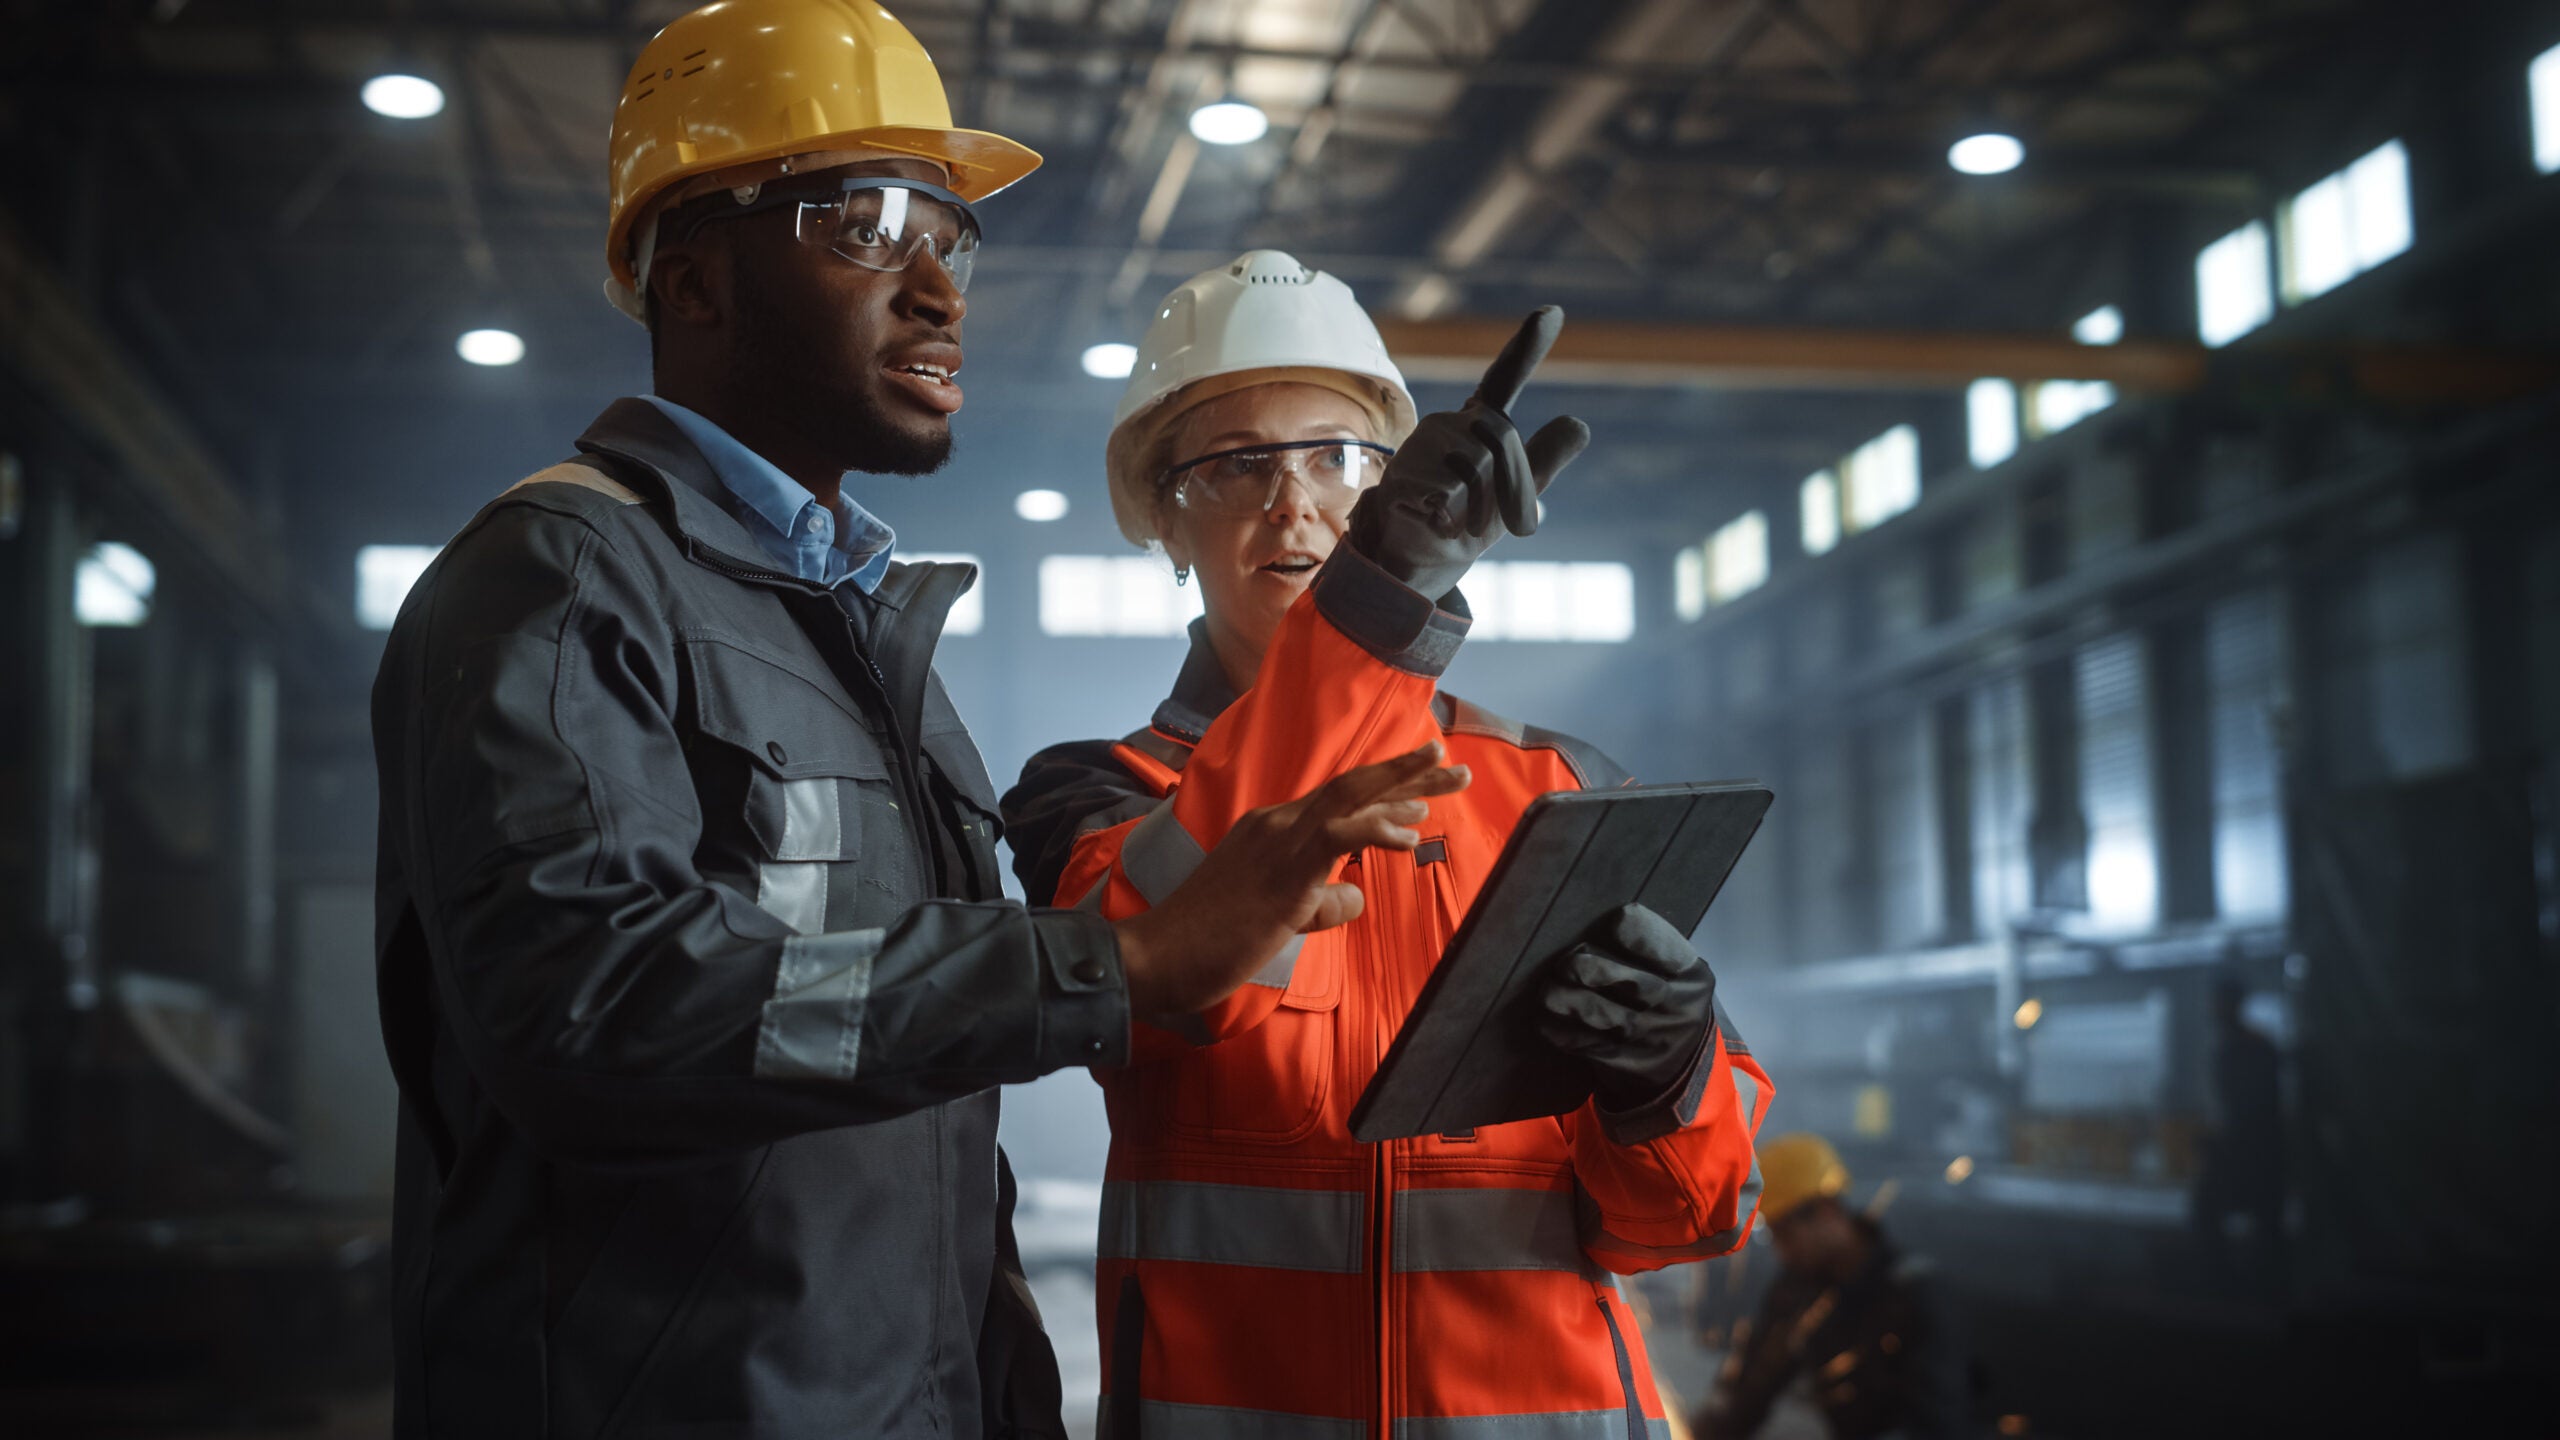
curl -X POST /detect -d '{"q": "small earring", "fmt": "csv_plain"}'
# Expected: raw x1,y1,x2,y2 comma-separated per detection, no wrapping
1174,565,1191,587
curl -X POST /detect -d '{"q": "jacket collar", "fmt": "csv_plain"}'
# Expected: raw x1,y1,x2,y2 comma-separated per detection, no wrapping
570,397,908,609
1149,617,1242,745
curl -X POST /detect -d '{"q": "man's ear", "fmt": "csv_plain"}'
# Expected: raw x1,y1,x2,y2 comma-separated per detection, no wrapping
649,241,724,334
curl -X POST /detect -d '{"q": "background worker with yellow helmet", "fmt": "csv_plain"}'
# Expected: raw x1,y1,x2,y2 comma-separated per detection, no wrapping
1689,1135,1977,1440
368,3,1466,1434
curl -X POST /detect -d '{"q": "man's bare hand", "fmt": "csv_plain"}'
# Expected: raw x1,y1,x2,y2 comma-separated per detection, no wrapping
1114,741,1471,1022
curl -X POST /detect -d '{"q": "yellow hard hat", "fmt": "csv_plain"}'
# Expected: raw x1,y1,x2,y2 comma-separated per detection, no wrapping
1756,1133,1849,1223
604,0,1043,293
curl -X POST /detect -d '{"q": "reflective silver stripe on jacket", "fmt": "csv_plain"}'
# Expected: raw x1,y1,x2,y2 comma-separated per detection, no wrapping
1100,1181,1599,1276
1099,1181,1365,1274
755,776,843,935
1396,1415,1672,1439
1131,1401,1366,1439
1121,1404,1666,1439
1730,1064,1765,1221
1119,801,1206,905
751,928,883,1079
1393,1187,1596,1275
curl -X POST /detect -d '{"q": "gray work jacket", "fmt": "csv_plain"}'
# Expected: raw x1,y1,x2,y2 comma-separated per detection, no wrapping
372,397,1127,1438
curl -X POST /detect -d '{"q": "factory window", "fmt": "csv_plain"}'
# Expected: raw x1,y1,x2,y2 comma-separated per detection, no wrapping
1841,425,1921,533
2077,633,2160,933
1969,676,2034,934
1799,471,1841,555
2196,221,2274,347
1704,510,1769,607
2026,379,2117,438
2279,139,2411,304
1967,379,2019,468
2208,590,2289,920
2536,42,2560,173
357,544,438,631
2072,304,2124,346
76,541,155,627
1037,555,1202,637
899,552,984,635
1674,547,1709,622
1465,561,1636,642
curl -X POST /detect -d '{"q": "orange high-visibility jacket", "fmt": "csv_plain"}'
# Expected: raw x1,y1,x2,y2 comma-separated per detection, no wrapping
1009,548,1771,1439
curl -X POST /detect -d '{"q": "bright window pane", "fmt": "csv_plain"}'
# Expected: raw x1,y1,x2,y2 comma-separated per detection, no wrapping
1674,547,1708,622
2197,221,2273,347
2281,171,2356,302
2028,379,2117,437
900,552,984,635
1842,425,1920,533
1967,378,2019,468
1468,561,1633,643
2345,140,2412,271
2536,42,2560,174
1800,471,1840,555
2280,140,2410,304
1706,510,1768,604
2071,305,2124,346
357,544,438,631
1036,555,1201,637
76,541,155,627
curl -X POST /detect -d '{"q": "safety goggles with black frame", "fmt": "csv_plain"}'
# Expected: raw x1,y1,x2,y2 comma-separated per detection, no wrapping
667,175,983,293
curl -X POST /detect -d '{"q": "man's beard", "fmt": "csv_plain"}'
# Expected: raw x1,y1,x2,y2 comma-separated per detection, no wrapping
731,268,954,477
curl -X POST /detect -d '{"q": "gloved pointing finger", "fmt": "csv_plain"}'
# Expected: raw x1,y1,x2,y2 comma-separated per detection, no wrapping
1470,305,1565,416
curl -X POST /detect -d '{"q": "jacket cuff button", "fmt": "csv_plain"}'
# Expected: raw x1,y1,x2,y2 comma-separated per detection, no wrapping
767,741,788,765
1071,958,1108,986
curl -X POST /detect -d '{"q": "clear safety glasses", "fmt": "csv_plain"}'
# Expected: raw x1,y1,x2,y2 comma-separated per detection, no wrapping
1164,438,1396,519
673,176,983,293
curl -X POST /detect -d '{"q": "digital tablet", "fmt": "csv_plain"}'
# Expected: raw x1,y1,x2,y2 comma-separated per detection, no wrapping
1347,781,1772,1143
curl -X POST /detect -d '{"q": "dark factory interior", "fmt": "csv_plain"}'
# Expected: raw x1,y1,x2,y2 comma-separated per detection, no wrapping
2,0,2557,1435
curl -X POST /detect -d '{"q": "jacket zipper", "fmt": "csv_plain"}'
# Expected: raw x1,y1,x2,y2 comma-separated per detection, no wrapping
1358,849,1398,1439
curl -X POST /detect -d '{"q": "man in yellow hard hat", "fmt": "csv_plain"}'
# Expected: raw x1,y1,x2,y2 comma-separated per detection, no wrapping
369,3,1469,1433
1690,1135,1976,1440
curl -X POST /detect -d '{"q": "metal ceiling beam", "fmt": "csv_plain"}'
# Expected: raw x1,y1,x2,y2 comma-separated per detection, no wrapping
1377,315,2207,388
1373,316,2560,398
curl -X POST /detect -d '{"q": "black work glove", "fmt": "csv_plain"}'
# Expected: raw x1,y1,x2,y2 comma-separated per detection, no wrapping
1346,306,1592,601
1535,903,1717,1112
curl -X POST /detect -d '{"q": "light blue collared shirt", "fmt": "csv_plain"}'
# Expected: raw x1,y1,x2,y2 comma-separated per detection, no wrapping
644,395,897,593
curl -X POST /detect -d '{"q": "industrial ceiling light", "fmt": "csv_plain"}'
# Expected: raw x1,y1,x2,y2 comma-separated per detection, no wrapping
1189,101,1269,146
456,328,525,366
1081,342,1138,379
1947,131,2024,176
362,73,446,119
1015,489,1070,522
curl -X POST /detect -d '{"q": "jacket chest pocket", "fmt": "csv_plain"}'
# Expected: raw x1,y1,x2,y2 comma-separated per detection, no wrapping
1164,942,1340,1146
739,754,917,933
685,639,918,933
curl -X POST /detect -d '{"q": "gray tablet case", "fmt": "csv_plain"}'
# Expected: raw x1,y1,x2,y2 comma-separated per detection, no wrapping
1348,781,1772,1143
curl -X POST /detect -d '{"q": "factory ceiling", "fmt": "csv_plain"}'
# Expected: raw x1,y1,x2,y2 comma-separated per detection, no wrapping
0,0,2449,556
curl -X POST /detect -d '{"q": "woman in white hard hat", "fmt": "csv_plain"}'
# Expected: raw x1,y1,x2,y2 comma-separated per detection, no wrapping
1001,251,1773,1436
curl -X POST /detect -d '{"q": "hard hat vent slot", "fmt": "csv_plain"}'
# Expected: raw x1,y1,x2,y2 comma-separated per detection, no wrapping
1229,250,1315,285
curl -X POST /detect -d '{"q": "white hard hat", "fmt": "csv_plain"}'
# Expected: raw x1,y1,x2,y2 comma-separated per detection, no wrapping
1105,250,1417,547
